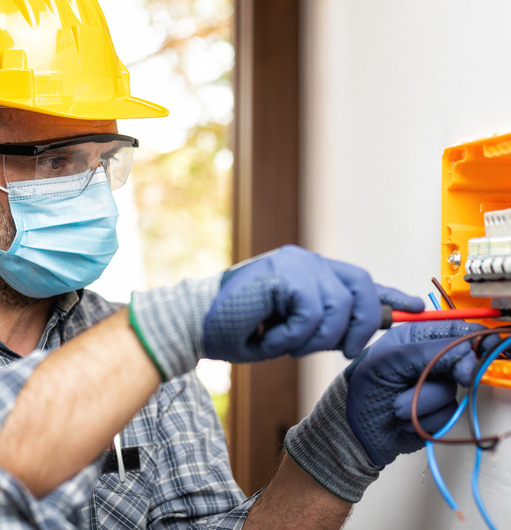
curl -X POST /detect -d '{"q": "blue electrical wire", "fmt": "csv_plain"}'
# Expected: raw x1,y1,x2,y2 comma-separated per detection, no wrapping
428,291,442,311
426,396,467,515
469,335,511,529
424,291,465,515
423,292,505,524
472,449,494,529
427,336,510,526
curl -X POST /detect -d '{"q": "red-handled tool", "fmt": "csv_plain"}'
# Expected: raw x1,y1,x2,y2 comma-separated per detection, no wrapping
380,306,504,329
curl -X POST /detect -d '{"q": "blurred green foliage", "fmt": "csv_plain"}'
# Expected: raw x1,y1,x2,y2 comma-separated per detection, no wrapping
129,0,234,428
132,0,234,287
132,123,232,286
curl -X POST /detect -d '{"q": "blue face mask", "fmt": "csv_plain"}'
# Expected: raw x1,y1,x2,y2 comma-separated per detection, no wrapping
0,168,119,298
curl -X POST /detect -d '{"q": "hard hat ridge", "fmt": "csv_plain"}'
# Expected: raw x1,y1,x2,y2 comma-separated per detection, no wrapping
0,0,168,120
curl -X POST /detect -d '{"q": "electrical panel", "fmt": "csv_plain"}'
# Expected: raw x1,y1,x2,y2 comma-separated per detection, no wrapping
442,132,511,387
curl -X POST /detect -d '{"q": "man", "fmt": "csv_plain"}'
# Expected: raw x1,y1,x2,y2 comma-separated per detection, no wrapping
0,293,483,529
0,1,487,528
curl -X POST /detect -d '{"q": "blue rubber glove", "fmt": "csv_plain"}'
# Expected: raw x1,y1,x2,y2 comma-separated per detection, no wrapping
346,320,491,466
285,320,490,503
204,245,424,361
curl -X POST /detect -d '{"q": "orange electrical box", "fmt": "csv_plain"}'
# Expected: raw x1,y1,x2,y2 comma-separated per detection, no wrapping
480,359,511,389
442,133,511,387
441,133,511,311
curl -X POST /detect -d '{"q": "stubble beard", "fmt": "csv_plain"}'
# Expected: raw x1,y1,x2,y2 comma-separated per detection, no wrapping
0,202,46,310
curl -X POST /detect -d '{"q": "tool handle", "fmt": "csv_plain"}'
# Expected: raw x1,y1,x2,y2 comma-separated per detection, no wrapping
381,306,502,328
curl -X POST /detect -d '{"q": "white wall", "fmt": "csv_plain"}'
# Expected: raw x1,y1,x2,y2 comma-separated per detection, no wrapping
300,1,511,528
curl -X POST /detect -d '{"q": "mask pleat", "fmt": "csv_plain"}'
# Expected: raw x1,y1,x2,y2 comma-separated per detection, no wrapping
0,175,119,298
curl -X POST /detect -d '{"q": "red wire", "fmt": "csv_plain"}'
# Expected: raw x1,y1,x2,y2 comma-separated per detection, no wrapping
391,308,502,323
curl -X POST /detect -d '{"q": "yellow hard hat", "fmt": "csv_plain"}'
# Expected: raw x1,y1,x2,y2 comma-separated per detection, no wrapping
0,0,168,120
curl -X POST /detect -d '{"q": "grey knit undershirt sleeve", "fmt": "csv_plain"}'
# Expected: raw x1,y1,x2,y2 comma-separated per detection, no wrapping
130,274,221,381
284,372,383,503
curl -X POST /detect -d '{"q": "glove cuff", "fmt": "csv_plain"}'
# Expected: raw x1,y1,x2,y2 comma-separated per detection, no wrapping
284,373,382,503
129,274,221,381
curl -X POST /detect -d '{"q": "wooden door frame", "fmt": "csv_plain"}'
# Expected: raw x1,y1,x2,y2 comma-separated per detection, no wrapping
229,0,300,496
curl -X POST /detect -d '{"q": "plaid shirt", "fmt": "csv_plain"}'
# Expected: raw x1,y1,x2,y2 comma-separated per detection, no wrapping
0,289,259,528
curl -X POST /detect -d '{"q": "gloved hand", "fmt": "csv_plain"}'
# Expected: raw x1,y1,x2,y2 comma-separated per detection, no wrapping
284,321,488,503
204,245,424,361
128,244,424,381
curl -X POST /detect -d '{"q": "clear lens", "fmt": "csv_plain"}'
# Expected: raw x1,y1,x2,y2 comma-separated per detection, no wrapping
100,140,136,191
1,139,135,195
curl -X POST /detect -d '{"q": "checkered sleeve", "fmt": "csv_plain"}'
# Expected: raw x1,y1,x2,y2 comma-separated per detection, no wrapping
0,349,48,429
194,492,262,529
129,275,221,381
0,467,75,529
0,463,102,529
0,350,103,528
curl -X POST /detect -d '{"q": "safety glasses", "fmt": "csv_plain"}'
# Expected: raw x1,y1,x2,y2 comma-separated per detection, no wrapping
0,134,139,196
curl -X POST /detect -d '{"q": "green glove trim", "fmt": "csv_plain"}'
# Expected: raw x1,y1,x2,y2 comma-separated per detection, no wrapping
128,299,167,382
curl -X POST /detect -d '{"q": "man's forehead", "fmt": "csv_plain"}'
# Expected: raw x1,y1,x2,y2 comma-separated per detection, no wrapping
0,108,118,142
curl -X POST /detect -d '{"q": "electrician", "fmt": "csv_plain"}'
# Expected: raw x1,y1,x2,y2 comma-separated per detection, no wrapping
0,1,487,528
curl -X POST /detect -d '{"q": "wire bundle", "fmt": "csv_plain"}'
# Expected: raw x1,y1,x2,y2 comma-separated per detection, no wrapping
413,286,511,528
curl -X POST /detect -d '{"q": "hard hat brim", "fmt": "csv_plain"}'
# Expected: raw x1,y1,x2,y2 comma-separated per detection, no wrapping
0,96,169,120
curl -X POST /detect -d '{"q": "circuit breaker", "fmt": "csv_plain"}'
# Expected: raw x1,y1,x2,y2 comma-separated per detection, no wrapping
465,208,511,306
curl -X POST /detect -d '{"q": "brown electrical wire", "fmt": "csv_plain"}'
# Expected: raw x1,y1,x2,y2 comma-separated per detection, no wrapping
411,326,511,445
431,276,488,357
431,277,456,309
